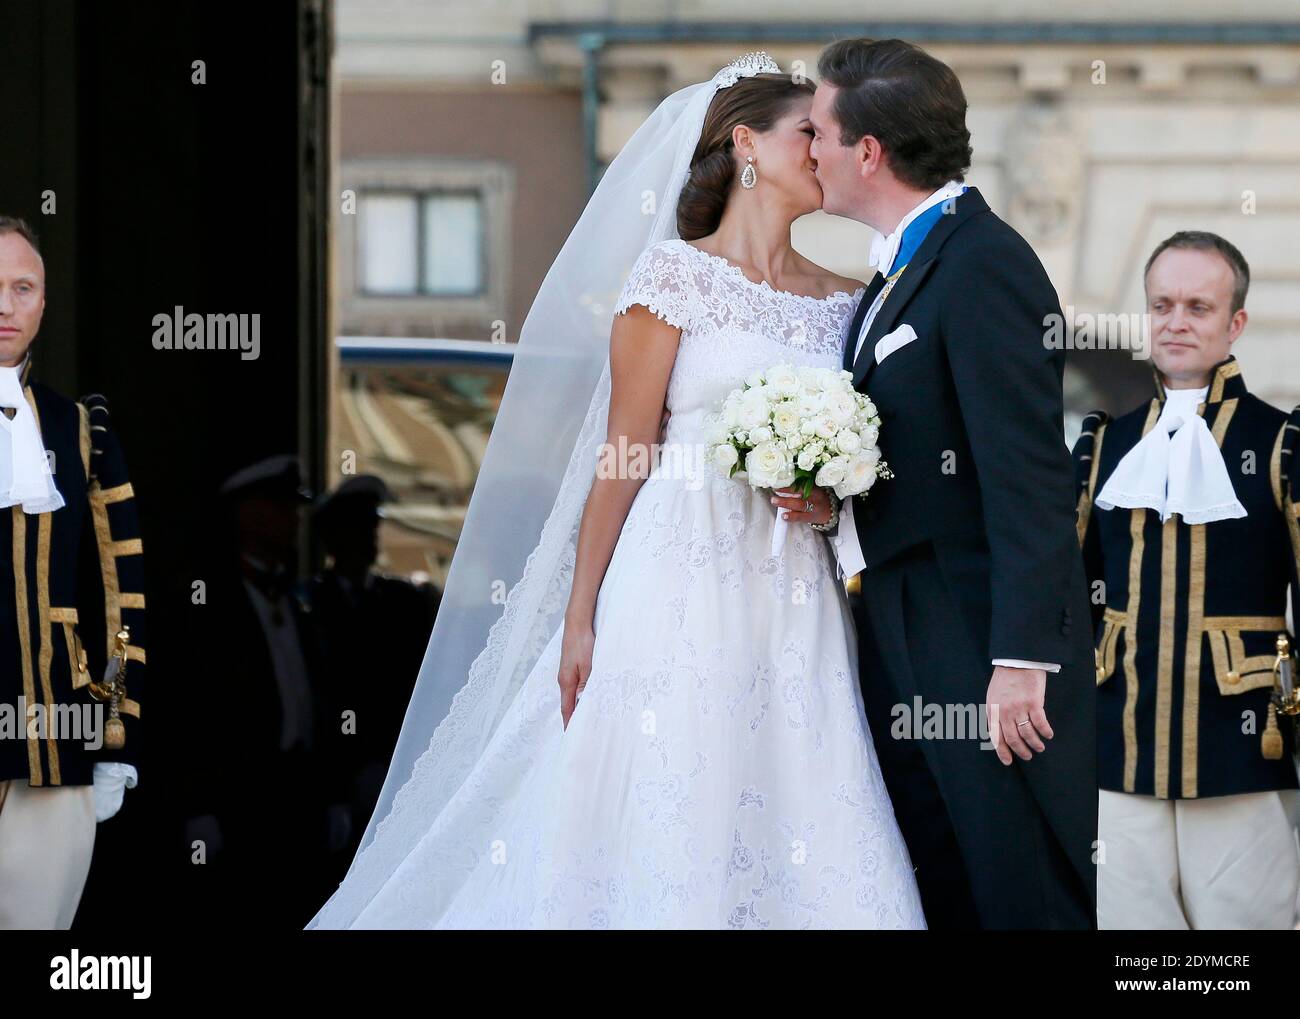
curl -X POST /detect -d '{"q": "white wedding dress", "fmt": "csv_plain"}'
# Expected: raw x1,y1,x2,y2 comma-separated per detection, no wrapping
343,239,926,929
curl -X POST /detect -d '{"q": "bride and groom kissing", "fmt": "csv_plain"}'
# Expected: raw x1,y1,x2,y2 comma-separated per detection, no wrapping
309,37,1096,930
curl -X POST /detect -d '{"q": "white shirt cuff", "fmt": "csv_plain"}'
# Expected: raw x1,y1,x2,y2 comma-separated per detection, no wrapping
993,658,1061,673
827,495,866,581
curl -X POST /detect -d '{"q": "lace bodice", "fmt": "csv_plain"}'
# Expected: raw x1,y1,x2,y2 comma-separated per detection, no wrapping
613,239,865,444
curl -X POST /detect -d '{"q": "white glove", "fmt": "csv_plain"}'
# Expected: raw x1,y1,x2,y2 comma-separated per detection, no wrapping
92,761,138,823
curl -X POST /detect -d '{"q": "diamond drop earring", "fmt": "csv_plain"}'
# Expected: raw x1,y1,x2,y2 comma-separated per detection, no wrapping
740,156,757,189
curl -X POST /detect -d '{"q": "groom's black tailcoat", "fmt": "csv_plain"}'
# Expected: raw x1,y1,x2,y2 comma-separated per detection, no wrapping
842,188,1097,929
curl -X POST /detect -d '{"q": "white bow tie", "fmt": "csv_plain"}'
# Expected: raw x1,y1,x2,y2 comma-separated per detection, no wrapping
1096,388,1246,525
0,367,66,515
868,180,967,276
868,227,901,276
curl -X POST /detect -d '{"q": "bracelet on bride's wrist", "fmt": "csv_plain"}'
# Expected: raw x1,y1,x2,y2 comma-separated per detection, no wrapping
809,494,840,532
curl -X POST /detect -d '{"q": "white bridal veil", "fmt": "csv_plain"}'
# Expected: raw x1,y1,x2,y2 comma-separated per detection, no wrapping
307,52,784,928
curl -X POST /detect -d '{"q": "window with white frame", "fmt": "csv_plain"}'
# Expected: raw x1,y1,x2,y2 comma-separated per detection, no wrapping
340,158,511,338
359,189,485,297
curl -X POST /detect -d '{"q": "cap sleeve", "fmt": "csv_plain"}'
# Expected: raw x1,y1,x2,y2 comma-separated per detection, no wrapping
614,241,694,332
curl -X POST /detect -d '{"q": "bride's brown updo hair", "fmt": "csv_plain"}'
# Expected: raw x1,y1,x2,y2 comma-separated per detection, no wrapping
676,73,815,241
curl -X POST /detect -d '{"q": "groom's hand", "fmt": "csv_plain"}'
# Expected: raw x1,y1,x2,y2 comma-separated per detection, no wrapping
986,665,1052,766
771,485,833,526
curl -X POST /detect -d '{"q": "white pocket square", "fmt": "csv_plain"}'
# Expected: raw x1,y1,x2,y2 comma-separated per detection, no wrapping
874,323,917,364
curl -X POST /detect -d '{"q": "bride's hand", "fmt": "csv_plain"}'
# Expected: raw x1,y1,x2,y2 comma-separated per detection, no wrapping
771,485,833,525
558,620,596,730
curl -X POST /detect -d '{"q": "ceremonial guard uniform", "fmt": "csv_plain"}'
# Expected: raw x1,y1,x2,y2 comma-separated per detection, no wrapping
0,357,146,927
1073,355,1300,927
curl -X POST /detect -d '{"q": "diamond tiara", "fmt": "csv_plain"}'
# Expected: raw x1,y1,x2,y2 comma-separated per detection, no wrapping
712,51,782,90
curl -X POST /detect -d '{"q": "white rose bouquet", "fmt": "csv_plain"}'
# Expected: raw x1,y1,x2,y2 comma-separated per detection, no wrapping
704,363,893,557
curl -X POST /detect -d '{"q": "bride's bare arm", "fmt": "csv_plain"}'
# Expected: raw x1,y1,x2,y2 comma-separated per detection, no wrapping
558,304,680,726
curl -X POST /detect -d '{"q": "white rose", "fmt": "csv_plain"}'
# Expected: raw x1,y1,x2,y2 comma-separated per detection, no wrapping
722,395,741,429
834,428,862,455
796,365,824,392
827,390,857,427
836,454,879,498
796,390,825,418
771,403,801,438
766,363,801,396
749,425,773,443
814,414,839,439
703,415,729,446
860,422,880,446
737,391,770,430
796,446,820,471
814,456,849,488
713,443,739,470
745,440,795,489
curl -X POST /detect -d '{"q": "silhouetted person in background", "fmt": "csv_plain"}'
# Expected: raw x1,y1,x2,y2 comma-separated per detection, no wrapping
179,454,334,927
305,475,439,887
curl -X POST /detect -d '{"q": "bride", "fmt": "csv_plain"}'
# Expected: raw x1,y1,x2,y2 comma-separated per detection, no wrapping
308,53,925,930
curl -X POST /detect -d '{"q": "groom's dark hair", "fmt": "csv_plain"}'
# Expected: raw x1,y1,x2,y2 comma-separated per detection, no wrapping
817,39,972,190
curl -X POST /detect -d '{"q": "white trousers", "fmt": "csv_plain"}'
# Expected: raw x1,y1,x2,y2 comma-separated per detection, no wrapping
0,780,96,929
1099,787,1300,930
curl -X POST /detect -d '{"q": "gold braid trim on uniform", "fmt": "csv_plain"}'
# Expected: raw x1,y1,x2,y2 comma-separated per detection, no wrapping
1207,359,1241,404
1181,524,1205,797
27,391,59,783
1172,399,1238,797
35,508,58,782
89,485,123,663
1203,614,1288,630
11,508,40,784
97,482,134,504
1122,509,1144,792
1155,517,1178,798
77,403,90,479
1211,399,1238,444
1096,609,1124,685
1121,400,1161,792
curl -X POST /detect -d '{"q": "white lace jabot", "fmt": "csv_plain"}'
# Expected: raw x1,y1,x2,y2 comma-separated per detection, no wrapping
0,362,65,514
1095,385,1247,525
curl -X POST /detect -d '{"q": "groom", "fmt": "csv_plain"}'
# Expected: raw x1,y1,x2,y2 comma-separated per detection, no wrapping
784,38,1097,928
